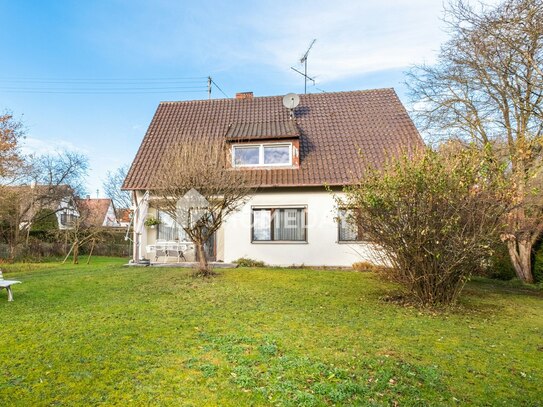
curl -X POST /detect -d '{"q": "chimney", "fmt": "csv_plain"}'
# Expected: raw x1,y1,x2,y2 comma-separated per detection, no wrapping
235,92,253,100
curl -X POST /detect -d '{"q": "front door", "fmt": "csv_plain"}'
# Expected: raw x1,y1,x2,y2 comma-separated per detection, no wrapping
204,232,216,261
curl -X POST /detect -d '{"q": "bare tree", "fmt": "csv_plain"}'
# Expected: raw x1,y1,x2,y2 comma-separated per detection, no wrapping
407,0,543,283
0,150,89,258
28,151,89,198
61,202,102,265
151,138,253,275
103,165,132,212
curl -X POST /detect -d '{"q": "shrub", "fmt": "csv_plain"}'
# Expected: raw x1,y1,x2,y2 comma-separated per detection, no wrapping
30,209,59,232
486,243,517,281
532,240,543,283
341,147,509,306
352,261,390,273
233,258,266,267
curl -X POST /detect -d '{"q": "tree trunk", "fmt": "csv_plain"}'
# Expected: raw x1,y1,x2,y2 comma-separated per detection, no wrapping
196,241,208,274
73,240,79,265
506,238,534,283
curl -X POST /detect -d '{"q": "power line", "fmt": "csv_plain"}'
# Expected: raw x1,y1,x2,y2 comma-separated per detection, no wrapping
0,75,235,98
0,89,208,94
210,78,229,98
0,86,207,91
0,76,207,82
0,76,210,95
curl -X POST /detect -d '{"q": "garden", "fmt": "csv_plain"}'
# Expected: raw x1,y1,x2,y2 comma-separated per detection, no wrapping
1,258,541,405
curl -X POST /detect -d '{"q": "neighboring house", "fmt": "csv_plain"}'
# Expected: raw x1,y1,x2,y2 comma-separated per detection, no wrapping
5,184,80,230
123,89,423,266
116,208,132,228
56,196,79,230
76,197,119,228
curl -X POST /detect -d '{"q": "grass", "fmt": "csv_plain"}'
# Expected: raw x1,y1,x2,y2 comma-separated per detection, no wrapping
0,257,542,406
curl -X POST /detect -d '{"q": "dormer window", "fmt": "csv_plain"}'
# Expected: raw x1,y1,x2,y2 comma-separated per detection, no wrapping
233,143,293,167
226,120,300,168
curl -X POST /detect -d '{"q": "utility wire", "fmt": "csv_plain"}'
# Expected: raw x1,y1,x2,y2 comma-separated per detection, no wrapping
0,76,207,82
210,79,229,98
0,89,208,94
0,76,210,95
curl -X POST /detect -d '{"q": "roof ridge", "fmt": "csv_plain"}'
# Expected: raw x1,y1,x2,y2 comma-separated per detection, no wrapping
158,88,396,105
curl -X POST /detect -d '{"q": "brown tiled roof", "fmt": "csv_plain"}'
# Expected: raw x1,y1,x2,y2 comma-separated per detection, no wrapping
123,89,423,190
117,208,132,223
225,120,299,141
76,198,115,227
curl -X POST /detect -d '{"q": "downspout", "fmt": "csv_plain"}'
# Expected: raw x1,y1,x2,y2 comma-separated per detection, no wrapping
131,191,139,262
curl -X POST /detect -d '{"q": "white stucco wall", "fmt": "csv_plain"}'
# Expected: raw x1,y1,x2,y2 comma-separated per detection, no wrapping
103,202,119,227
221,188,380,267
133,188,381,266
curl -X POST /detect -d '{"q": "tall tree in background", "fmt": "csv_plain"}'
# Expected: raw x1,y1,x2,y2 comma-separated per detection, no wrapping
0,150,89,258
103,165,132,211
28,151,89,198
407,0,543,282
0,112,24,180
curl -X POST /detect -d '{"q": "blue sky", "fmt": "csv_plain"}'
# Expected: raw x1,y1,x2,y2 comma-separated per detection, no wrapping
1,0,464,197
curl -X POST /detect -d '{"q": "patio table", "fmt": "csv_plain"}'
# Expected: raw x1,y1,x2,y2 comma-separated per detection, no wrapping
146,241,194,263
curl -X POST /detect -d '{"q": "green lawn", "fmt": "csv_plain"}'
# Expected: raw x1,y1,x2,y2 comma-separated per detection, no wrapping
1,258,542,406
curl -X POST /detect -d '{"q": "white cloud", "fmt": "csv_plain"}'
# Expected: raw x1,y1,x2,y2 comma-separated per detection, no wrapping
239,0,448,83
21,137,88,156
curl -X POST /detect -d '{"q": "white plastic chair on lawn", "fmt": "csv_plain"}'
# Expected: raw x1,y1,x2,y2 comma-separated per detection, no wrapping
0,269,21,302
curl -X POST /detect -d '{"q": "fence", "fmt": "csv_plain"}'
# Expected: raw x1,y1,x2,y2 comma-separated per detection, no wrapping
0,228,132,261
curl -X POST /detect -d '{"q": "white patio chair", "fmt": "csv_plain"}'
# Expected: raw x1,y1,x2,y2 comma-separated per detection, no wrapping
167,242,186,262
155,240,167,262
0,269,21,302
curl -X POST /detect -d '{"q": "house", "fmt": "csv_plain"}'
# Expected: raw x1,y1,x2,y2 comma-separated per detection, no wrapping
76,197,119,228
116,208,132,228
2,184,80,231
123,89,423,266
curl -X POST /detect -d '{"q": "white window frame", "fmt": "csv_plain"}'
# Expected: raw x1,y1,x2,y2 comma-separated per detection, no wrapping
337,208,364,243
251,205,308,244
232,142,293,167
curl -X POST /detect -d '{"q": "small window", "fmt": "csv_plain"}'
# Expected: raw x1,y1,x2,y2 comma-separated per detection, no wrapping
233,146,259,166
338,209,363,242
264,145,290,165
60,213,76,227
252,207,306,242
232,143,292,167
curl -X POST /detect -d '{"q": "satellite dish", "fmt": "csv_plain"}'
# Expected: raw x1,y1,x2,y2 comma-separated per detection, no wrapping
282,93,300,110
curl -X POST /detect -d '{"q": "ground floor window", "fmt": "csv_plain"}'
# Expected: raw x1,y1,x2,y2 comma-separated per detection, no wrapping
157,210,188,241
338,209,363,242
60,213,77,227
252,207,306,242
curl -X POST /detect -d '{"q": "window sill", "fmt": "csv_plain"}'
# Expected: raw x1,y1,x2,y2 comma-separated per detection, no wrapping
337,240,367,244
233,165,299,170
252,241,308,245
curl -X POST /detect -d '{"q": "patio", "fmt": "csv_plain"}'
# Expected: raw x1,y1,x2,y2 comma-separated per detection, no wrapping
127,240,237,268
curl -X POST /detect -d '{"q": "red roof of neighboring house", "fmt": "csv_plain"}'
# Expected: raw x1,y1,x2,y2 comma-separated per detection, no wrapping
76,198,116,227
117,208,132,223
123,89,423,190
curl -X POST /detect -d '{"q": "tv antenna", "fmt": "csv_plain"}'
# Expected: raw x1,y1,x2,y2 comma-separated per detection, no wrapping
282,93,300,118
291,39,316,94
